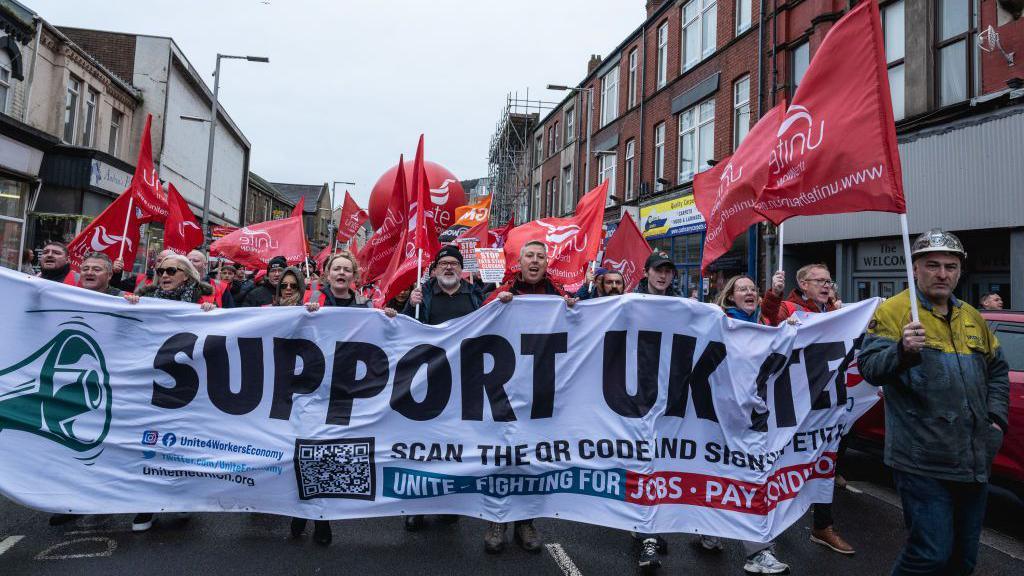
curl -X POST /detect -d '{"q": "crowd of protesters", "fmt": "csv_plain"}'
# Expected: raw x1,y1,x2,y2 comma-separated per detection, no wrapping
21,226,1008,576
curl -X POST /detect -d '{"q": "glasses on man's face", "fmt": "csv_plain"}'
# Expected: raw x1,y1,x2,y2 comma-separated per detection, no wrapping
280,282,299,290
803,278,835,288
155,267,182,277
436,260,461,269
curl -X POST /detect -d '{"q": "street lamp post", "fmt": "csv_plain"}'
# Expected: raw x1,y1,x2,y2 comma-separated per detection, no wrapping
330,180,356,252
547,84,594,197
200,54,268,243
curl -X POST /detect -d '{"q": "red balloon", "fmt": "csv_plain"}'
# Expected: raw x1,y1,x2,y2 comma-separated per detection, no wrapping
368,160,465,231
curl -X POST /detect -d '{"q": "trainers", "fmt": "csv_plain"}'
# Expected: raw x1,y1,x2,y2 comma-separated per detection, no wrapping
638,538,662,570
131,513,154,532
810,526,855,555
696,534,724,552
313,520,332,546
483,522,507,554
513,521,542,553
403,515,424,531
744,549,791,574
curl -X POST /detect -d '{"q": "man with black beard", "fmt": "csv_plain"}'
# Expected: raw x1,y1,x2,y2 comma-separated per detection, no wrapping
36,241,77,285
599,270,625,296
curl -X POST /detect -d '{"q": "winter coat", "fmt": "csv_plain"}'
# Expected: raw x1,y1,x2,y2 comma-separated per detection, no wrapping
273,268,307,306
242,280,276,307
857,289,1010,483
402,278,483,324
633,277,681,297
483,274,567,304
137,281,215,304
304,286,372,308
761,288,837,326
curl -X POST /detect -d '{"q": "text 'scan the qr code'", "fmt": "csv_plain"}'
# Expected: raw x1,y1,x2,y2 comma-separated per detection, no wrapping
294,437,376,500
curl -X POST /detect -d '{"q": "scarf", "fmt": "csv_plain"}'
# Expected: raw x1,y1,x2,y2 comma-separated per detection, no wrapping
724,306,761,324
154,280,199,303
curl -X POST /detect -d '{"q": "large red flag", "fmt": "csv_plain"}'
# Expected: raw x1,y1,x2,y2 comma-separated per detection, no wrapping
66,189,145,269
290,196,305,219
336,191,368,243
129,114,169,222
375,136,442,307
209,216,307,269
163,183,204,255
601,212,652,292
358,156,408,285
754,0,904,224
503,181,607,293
694,103,786,273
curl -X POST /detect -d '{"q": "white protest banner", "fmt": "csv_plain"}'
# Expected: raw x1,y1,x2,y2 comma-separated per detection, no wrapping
0,268,878,542
475,248,506,283
455,237,479,272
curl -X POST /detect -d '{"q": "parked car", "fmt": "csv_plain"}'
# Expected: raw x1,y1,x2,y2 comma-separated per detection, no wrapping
850,310,1024,499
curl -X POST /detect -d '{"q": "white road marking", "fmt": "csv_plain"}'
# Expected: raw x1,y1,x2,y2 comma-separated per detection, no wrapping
64,529,131,536
35,537,117,560
849,481,1024,561
545,542,584,576
0,535,25,556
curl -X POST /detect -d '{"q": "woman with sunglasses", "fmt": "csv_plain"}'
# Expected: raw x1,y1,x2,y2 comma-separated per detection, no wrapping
136,254,218,312
273,267,305,307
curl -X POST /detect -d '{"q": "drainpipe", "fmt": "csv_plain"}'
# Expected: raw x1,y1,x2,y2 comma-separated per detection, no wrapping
21,17,43,123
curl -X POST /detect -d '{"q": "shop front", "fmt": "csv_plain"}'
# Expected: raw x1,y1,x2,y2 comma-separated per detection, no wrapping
0,115,56,272
640,191,709,298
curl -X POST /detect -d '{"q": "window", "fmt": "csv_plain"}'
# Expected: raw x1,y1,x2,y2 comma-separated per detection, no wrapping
562,166,574,213
628,49,639,107
548,127,554,156
601,65,619,126
791,41,810,91
535,134,543,165
63,76,82,144
624,139,636,201
678,98,716,182
82,89,98,147
552,177,559,215
654,122,666,184
935,0,973,107
882,1,906,120
682,0,717,71
733,75,750,148
0,49,11,115
533,183,541,219
554,121,560,150
108,109,123,155
598,153,617,206
657,23,669,88
736,0,751,35
565,107,575,143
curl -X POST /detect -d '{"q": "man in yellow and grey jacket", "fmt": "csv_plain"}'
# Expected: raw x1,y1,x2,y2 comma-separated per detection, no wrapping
858,229,1008,576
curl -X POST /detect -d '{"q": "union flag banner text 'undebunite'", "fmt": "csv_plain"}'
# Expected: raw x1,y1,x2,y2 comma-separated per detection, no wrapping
0,268,878,542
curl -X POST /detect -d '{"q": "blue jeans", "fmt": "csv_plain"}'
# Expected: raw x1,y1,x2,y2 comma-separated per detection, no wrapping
891,469,989,576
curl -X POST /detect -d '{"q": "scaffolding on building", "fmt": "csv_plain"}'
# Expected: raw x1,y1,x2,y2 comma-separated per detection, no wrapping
487,90,558,226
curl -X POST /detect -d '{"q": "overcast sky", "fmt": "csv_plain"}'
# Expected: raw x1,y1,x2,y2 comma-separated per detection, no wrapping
30,0,643,208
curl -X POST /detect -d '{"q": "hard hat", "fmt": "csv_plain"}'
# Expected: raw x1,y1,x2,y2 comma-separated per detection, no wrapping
911,228,966,260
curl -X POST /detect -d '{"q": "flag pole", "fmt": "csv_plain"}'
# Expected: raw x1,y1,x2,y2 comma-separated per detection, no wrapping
415,247,423,318
118,195,135,261
899,213,920,323
776,222,784,272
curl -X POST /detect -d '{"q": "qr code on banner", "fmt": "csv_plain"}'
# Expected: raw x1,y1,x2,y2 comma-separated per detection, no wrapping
294,437,376,500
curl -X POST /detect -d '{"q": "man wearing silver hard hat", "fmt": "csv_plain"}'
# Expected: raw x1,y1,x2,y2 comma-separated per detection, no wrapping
858,229,1009,575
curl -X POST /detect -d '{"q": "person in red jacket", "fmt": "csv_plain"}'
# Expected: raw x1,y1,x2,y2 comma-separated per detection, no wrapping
761,263,853,556
484,240,577,307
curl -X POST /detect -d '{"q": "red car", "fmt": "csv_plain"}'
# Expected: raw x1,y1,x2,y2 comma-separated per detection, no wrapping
851,310,1024,498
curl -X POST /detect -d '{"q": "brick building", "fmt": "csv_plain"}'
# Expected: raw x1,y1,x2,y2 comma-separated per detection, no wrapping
270,181,331,250
495,0,1024,303
245,172,295,224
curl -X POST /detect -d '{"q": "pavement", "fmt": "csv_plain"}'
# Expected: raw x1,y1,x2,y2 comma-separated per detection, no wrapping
1,449,1021,575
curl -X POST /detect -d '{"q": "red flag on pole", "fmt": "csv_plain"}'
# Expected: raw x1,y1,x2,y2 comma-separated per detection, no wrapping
314,242,332,271
336,191,368,243
358,156,409,285
349,234,359,257
290,196,305,219
694,103,786,273
209,217,307,269
375,136,441,308
163,183,204,255
128,114,168,222
601,212,652,292
503,181,608,293
66,189,145,269
753,0,905,224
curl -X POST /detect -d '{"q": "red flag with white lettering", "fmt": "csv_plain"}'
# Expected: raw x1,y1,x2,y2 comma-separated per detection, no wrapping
694,103,785,273
753,0,905,224
66,189,145,270
336,191,368,243
163,183,204,255
129,114,169,222
601,212,652,292
358,156,408,285
209,217,308,270
503,182,607,293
